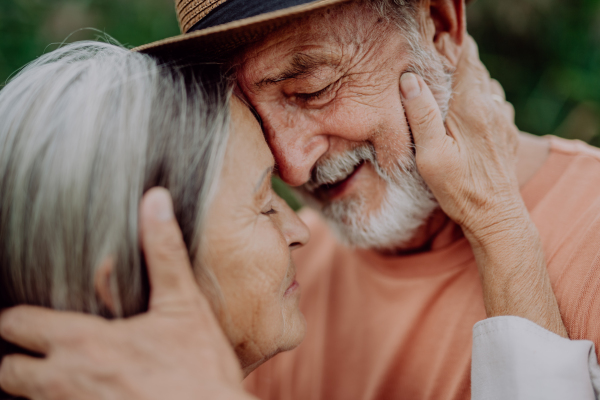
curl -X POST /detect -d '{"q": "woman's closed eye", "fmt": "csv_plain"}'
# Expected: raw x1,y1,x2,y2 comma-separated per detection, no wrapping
262,206,277,216
260,191,277,215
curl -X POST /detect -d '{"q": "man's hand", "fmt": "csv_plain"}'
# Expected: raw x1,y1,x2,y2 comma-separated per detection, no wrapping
400,36,568,338
0,188,254,400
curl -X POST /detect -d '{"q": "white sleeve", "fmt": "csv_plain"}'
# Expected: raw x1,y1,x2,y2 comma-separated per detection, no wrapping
471,316,600,400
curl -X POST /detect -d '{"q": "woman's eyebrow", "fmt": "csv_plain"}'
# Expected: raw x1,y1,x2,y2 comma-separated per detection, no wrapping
254,166,274,193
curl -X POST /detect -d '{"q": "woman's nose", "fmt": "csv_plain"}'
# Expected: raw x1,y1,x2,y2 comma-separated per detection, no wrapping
275,197,310,249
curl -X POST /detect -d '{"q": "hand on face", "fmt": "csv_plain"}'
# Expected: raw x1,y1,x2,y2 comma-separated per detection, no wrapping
400,35,523,242
401,36,569,337
0,188,253,400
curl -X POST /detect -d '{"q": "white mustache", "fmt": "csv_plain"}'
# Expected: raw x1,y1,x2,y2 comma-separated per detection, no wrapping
304,145,378,193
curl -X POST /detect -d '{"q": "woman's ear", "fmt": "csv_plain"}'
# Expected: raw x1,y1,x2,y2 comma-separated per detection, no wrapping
428,0,466,67
94,257,117,315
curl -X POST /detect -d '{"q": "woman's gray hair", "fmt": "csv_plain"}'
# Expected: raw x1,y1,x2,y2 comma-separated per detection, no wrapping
0,42,231,323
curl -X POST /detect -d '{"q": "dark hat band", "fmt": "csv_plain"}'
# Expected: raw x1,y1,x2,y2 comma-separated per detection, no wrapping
189,0,316,32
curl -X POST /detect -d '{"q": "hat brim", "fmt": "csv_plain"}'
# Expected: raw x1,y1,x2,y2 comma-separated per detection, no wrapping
134,0,476,62
133,0,352,62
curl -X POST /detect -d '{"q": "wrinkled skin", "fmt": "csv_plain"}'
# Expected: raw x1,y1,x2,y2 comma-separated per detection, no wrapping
0,1,567,398
201,98,309,375
406,36,522,237
0,189,253,400
400,37,567,337
236,0,463,251
237,4,416,186
0,99,311,400
235,0,549,253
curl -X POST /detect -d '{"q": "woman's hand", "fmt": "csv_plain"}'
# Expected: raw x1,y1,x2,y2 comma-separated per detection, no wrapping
400,36,568,338
0,189,255,400
402,36,522,240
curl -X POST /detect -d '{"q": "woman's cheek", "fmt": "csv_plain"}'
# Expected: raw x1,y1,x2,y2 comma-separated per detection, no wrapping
209,217,294,363
252,222,292,323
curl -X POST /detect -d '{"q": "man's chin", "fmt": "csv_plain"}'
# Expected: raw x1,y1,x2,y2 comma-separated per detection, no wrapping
324,206,437,252
301,177,439,252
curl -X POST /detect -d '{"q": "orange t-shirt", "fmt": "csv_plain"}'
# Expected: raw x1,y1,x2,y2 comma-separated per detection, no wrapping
245,136,600,400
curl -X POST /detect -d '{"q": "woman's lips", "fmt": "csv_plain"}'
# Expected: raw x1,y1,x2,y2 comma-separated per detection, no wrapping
285,280,299,295
316,162,365,201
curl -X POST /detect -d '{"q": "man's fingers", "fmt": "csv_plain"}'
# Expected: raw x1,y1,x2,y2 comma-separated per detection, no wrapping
0,306,104,355
0,307,56,354
139,187,202,310
400,72,448,150
0,354,45,398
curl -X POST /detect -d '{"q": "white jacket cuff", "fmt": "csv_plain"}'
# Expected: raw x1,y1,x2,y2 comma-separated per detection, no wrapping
471,316,600,400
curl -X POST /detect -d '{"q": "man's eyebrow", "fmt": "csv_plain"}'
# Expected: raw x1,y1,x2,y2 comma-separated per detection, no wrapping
255,53,335,88
254,166,274,193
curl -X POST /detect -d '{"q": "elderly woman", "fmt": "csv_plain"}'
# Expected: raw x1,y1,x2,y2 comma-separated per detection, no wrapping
0,41,309,387
0,40,599,400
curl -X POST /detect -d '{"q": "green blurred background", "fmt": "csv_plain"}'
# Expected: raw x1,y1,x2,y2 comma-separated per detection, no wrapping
0,0,599,206
468,0,600,146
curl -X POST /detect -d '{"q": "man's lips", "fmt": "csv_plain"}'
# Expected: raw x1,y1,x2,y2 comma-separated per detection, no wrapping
314,162,365,201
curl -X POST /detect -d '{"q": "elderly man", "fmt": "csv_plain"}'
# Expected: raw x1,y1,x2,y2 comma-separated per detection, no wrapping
2,0,600,399
225,1,600,399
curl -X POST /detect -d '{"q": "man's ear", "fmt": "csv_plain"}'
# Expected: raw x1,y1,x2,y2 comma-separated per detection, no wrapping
94,257,117,315
427,0,466,67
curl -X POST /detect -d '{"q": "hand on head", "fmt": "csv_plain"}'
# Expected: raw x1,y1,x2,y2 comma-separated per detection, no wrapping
0,188,253,400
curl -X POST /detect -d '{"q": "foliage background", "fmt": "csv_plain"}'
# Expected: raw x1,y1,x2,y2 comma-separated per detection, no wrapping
468,0,600,146
1,0,599,205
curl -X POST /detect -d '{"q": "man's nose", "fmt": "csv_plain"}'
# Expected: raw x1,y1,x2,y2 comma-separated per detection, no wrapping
266,127,329,187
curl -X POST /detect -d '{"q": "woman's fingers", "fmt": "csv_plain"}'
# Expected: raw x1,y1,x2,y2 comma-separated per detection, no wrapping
452,35,490,104
139,187,206,311
490,79,505,100
400,73,448,152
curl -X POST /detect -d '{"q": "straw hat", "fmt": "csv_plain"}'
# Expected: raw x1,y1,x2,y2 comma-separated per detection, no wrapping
134,0,474,61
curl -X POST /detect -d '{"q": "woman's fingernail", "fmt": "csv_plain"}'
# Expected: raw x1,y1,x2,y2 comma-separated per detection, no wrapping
400,73,421,100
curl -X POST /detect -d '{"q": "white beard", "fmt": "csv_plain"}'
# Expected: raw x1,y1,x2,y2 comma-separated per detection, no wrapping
301,144,438,251
299,38,453,251
324,162,437,251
